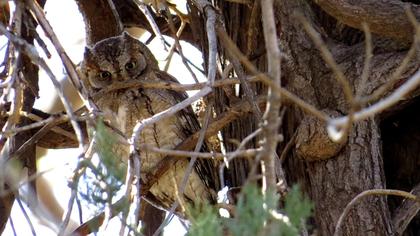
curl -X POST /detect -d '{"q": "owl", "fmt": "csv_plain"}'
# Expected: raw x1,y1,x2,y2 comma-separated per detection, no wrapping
80,32,220,213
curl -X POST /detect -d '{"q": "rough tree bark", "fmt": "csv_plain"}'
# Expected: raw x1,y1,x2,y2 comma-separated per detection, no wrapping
194,0,419,235
2,0,418,235
0,1,44,231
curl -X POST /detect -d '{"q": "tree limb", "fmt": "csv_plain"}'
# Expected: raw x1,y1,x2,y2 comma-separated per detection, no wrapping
392,183,420,236
75,0,122,46
314,0,420,42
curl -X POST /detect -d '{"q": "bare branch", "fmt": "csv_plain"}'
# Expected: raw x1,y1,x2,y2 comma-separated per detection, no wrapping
392,183,420,236
22,0,87,148
313,0,420,42
216,27,330,122
356,23,373,98
259,0,282,190
92,76,260,98
58,140,96,236
140,144,258,159
153,101,213,236
328,68,420,141
334,189,419,236
128,87,211,216
219,128,262,189
297,14,354,105
363,37,419,104
134,1,167,50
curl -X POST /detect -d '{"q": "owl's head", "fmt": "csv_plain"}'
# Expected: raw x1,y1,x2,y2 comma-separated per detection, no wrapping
81,32,159,91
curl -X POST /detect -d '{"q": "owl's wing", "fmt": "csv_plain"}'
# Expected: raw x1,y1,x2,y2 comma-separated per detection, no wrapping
154,70,221,196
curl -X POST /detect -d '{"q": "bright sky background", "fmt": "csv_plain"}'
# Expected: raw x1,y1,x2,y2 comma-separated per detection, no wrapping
3,0,205,235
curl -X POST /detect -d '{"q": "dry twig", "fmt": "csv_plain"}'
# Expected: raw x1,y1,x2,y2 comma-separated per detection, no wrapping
334,189,420,236
153,101,213,236
140,144,258,159
216,28,330,122
327,68,420,141
135,0,167,50
392,183,420,235
4,1,86,149
259,0,282,190
297,14,354,106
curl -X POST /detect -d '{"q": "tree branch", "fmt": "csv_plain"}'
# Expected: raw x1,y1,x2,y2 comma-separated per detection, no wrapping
259,0,282,190
392,183,420,235
75,0,122,46
314,0,420,42
334,189,419,236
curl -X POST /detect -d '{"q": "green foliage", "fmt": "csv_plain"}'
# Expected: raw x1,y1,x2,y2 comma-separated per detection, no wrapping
229,185,278,236
79,119,126,211
94,119,126,182
187,203,223,236
284,185,313,229
187,184,313,236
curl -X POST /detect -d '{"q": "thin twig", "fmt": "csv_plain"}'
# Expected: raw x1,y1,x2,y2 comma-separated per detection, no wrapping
392,183,420,235
0,65,22,146
58,139,95,236
72,196,129,235
164,19,186,72
0,0,22,148
128,86,211,233
16,197,36,236
139,95,267,196
297,14,354,105
140,144,258,159
92,76,260,99
153,101,213,236
279,131,297,163
337,23,374,143
19,111,78,141
106,0,123,33
204,4,217,86
328,68,420,141
334,189,419,236
33,30,51,59
26,0,91,106
356,23,373,98
259,0,282,190
120,142,137,235
216,28,330,122
223,35,263,119
219,128,262,188
129,87,211,159
184,0,218,84
0,8,85,150
135,1,167,50
2,112,66,136
0,167,58,198
9,216,17,236
363,38,418,104
9,118,65,159
165,10,200,83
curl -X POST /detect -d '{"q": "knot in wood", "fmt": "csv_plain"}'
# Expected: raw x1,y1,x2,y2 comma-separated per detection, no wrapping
295,113,345,161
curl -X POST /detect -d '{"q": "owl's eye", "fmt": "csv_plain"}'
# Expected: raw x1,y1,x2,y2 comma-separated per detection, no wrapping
98,71,111,81
125,61,137,70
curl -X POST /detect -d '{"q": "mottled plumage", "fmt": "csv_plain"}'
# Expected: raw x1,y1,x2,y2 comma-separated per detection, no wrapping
80,32,219,212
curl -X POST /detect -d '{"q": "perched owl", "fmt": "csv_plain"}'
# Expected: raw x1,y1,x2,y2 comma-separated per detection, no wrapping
80,32,220,213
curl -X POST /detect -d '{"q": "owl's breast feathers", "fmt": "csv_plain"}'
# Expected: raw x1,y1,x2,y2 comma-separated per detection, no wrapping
93,71,220,211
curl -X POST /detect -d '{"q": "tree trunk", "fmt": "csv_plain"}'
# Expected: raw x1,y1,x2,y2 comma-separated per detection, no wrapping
207,0,419,235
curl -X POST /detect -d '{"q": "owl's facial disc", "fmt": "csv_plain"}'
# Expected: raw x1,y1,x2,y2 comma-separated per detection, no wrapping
123,53,147,80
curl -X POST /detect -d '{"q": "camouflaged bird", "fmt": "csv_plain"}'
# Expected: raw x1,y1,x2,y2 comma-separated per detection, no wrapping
80,32,219,213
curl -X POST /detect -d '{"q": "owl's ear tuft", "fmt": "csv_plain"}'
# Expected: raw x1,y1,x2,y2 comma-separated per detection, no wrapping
84,47,92,58
122,31,136,41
